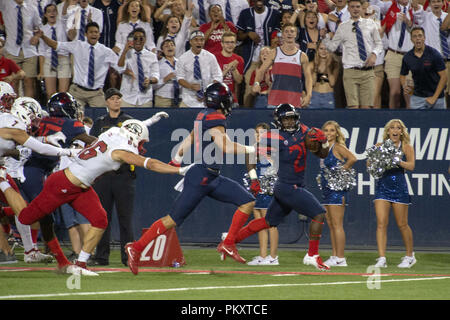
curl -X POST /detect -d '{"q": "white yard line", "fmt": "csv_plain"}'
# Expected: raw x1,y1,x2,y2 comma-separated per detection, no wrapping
1,276,449,299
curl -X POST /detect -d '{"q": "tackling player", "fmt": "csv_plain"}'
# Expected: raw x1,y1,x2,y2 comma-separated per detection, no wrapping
0,119,193,276
235,103,332,270
125,82,257,275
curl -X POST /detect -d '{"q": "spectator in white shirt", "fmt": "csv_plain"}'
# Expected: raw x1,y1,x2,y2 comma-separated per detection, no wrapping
176,30,223,108
33,0,54,19
323,0,383,109
154,39,180,107
38,3,72,99
66,0,103,41
113,0,156,55
156,2,193,58
38,21,119,107
117,28,160,107
0,0,42,98
371,0,413,109
210,0,250,26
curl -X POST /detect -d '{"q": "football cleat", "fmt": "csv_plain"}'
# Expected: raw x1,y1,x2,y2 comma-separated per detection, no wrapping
217,241,246,264
61,263,99,276
24,249,54,263
303,253,330,271
125,242,140,275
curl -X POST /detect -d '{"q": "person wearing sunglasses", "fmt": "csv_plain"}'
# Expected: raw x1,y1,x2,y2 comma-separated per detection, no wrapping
117,28,160,107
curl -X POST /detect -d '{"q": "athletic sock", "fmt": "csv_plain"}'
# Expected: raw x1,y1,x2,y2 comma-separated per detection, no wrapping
14,216,34,252
133,219,166,253
235,218,270,243
77,250,91,263
308,239,320,256
47,238,70,267
224,210,249,245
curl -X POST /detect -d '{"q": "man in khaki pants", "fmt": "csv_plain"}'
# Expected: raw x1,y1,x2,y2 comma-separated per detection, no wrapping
323,0,383,108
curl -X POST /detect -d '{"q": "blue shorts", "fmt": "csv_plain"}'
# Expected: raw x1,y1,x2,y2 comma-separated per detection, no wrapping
171,165,255,226
266,181,326,226
56,203,90,229
309,91,335,109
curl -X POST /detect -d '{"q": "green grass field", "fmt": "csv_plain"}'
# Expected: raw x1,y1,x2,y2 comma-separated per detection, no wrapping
1,246,449,303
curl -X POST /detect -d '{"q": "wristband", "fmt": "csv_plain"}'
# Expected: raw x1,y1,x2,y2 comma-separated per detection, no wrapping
143,157,150,169
245,145,255,154
248,168,258,180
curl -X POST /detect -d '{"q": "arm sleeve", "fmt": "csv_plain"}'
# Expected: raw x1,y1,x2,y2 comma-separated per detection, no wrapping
22,136,68,157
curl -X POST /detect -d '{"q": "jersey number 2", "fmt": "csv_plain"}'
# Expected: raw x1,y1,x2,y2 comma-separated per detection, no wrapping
78,141,107,160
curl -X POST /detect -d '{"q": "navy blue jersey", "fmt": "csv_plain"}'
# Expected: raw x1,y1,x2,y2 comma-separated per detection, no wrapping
260,124,309,186
25,117,86,173
193,108,227,170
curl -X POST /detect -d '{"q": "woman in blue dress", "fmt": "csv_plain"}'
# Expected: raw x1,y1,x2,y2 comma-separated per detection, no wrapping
320,121,356,267
371,119,416,268
247,123,280,266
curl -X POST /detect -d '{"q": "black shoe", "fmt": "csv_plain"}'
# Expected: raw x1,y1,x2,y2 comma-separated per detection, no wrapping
87,258,109,266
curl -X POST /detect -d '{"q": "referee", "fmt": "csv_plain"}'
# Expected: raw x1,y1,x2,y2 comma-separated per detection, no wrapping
89,88,136,266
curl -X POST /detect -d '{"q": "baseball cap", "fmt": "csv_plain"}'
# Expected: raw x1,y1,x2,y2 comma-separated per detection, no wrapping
104,88,122,100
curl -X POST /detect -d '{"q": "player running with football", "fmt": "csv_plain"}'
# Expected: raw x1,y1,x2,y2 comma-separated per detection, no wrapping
0,119,193,276
235,103,332,270
125,82,257,275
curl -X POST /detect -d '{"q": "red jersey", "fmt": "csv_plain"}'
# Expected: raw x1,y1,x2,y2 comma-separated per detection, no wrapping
0,56,21,82
199,21,238,54
215,52,244,102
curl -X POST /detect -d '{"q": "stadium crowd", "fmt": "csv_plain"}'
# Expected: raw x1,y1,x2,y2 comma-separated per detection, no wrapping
0,0,449,109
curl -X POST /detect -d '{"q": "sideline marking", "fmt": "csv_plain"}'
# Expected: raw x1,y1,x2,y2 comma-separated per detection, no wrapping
1,276,449,299
1,266,450,277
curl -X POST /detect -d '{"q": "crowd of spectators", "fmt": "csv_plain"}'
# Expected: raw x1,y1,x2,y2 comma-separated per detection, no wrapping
0,0,449,109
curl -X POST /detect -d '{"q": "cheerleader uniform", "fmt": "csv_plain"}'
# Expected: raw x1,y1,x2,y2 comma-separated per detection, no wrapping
254,158,274,210
374,143,410,205
320,144,347,205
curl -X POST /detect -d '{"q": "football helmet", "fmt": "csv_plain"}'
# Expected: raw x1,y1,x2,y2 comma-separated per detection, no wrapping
0,81,17,112
11,97,43,133
204,82,233,116
273,103,300,133
47,92,79,119
119,119,149,152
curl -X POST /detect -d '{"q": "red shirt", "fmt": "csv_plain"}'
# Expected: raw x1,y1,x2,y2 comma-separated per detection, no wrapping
199,21,238,54
215,52,244,102
0,56,21,82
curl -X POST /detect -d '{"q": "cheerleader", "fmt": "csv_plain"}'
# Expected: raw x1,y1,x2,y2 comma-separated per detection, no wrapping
321,121,356,267
371,119,416,268
246,123,279,266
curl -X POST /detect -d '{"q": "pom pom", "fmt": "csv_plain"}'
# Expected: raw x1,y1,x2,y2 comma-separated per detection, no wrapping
365,139,403,179
317,161,356,191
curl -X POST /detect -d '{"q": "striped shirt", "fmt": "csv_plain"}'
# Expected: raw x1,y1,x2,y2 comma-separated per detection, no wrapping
268,47,303,107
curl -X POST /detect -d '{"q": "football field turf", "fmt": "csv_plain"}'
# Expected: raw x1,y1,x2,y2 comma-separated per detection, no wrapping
1,247,449,303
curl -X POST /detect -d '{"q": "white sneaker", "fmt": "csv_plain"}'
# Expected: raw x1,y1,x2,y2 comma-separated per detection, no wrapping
259,255,279,266
64,264,99,276
24,249,54,263
324,256,337,266
326,256,347,267
397,254,416,268
374,257,387,268
303,253,330,271
247,256,264,265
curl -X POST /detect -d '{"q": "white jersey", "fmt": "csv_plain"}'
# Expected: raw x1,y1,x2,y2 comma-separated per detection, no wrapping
68,127,138,186
0,113,27,157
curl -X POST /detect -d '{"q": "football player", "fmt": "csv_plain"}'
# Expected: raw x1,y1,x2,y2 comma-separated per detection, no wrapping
0,119,193,276
234,103,332,270
125,82,257,275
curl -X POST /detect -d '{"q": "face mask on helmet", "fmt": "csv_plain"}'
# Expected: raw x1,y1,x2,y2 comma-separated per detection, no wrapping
11,97,43,134
273,104,300,133
0,81,17,112
119,119,149,150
